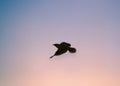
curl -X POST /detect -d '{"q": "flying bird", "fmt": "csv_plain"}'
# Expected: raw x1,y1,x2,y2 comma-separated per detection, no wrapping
50,42,76,59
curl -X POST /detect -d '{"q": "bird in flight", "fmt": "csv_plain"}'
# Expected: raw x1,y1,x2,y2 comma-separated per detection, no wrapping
50,42,76,59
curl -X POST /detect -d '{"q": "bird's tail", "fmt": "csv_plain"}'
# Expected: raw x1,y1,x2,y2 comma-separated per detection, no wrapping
49,55,54,59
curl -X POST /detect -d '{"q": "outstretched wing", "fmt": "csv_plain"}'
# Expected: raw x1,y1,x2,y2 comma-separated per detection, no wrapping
61,42,71,46
68,47,76,53
53,44,60,48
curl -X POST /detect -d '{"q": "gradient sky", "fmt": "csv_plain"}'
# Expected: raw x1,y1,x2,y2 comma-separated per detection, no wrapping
0,0,120,86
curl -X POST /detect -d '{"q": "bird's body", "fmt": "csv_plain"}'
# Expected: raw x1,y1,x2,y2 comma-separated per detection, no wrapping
50,42,76,59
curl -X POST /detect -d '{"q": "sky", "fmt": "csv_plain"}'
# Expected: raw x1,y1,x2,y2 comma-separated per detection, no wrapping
0,0,120,86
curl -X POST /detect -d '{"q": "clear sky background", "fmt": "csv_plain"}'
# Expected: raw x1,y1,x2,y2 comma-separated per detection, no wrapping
0,0,120,86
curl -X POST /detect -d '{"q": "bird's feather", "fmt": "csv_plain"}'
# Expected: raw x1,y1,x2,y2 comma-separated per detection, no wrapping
61,42,71,46
53,44,60,48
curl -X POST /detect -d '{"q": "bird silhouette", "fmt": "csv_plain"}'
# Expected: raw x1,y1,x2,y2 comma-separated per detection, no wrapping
50,42,76,59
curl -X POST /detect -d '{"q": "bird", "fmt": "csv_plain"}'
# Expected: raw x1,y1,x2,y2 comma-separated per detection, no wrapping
50,42,76,59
